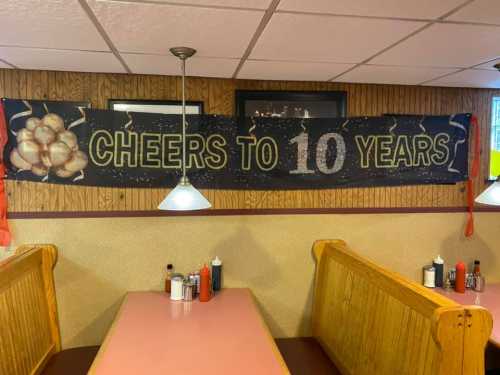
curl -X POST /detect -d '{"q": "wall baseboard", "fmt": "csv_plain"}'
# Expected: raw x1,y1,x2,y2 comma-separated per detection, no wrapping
7,206,500,219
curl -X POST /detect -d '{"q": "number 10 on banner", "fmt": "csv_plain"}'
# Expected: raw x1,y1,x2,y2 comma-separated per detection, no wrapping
290,133,346,175
236,133,346,174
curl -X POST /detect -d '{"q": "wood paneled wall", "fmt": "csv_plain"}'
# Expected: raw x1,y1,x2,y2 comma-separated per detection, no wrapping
1,68,498,214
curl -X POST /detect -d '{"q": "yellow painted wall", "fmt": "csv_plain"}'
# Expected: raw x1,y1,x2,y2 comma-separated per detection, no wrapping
4,212,500,348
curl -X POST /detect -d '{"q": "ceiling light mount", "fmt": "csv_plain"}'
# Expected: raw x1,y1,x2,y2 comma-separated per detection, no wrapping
170,47,196,60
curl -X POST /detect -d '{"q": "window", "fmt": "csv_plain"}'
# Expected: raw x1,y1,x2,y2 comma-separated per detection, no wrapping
490,97,500,180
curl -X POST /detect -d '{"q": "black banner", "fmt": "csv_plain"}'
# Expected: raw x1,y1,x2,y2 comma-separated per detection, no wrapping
2,99,470,189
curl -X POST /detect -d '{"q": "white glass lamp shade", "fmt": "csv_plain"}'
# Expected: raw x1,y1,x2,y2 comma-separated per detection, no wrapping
475,180,500,206
158,180,211,211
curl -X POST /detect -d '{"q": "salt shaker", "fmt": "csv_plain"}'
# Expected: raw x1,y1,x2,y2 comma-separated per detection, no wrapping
170,274,184,301
423,265,436,288
473,275,485,292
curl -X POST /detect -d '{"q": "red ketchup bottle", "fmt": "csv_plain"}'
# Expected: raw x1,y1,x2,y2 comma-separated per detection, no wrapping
199,264,211,302
455,261,466,293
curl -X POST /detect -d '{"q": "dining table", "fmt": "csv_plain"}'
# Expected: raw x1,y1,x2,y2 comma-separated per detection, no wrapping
436,283,500,348
88,288,290,374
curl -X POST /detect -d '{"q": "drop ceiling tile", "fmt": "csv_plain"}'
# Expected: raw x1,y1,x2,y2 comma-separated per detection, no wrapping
424,69,500,88
372,23,500,68
278,0,464,19
89,0,263,58
144,0,272,9
250,13,424,63
446,0,500,25
475,58,500,70
238,59,354,81
0,47,125,73
0,0,108,50
0,60,13,69
336,64,460,85
123,53,239,78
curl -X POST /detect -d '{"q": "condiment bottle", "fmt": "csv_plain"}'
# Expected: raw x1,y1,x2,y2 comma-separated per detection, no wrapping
455,261,466,293
165,264,174,293
473,260,481,276
211,256,222,292
432,255,444,288
199,264,211,302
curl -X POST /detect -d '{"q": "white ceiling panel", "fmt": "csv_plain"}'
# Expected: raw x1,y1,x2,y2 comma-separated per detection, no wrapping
475,58,500,70
278,0,464,20
250,13,424,63
446,0,500,25
238,59,354,81
0,47,125,73
0,0,108,51
89,0,263,58
336,64,460,85
123,53,239,78
424,69,500,88
0,60,13,69
372,23,500,68
138,0,272,9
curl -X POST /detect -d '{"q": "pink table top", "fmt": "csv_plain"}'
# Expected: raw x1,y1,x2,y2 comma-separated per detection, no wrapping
435,284,500,347
89,288,289,375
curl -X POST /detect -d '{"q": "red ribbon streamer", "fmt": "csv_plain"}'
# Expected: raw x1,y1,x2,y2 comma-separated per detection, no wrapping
465,115,480,237
0,103,11,246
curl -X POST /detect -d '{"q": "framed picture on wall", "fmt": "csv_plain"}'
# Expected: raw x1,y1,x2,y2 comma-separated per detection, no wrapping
235,90,347,121
108,99,204,115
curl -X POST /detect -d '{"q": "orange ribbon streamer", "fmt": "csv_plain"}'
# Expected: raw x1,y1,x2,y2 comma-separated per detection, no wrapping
465,115,480,237
0,103,11,246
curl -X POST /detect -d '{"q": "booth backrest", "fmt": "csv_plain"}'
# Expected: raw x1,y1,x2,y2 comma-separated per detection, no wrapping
0,245,60,375
312,240,492,375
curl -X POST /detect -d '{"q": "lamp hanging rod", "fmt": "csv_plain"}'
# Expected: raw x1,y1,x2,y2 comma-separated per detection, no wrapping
169,47,196,183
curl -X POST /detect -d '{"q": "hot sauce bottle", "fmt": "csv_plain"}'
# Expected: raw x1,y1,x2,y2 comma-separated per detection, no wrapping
165,264,173,293
455,261,466,293
199,264,211,302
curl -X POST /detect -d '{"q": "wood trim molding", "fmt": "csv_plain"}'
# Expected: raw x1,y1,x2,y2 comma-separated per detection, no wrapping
7,206,500,219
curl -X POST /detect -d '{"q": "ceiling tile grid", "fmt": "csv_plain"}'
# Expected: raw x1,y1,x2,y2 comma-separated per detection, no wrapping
424,68,500,88
87,0,264,58
371,23,500,68
475,58,500,70
0,60,13,69
136,0,273,9
238,59,355,81
0,0,109,51
123,53,239,77
335,64,461,85
446,0,500,25
249,13,424,63
277,0,466,20
0,0,499,88
0,47,126,73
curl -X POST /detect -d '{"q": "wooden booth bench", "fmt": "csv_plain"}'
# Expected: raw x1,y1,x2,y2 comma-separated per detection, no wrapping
0,244,99,375
276,240,493,375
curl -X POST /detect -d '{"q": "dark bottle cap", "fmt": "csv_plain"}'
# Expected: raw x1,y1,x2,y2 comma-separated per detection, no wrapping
167,264,173,270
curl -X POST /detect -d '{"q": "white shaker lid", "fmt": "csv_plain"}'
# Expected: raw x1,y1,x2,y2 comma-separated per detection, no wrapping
212,256,222,266
433,255,444,264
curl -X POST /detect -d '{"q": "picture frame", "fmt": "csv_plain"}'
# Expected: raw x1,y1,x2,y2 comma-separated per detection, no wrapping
108,99,204,115
235,90,347,121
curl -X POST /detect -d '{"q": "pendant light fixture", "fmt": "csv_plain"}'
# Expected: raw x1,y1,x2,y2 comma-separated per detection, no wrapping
475,177,500,206
158,47,211,211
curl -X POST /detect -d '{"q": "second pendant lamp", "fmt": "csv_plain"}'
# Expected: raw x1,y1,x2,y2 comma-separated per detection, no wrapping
158,47,211,211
